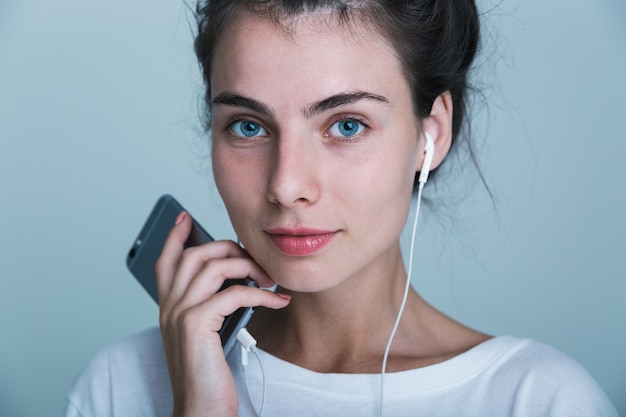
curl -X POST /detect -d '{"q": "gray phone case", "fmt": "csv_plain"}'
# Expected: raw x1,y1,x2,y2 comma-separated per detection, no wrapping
126,194,256,359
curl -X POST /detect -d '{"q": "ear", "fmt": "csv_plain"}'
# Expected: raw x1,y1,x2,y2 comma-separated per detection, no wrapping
416,91,453,172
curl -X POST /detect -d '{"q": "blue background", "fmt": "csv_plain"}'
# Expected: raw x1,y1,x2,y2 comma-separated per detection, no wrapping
1,0,624,415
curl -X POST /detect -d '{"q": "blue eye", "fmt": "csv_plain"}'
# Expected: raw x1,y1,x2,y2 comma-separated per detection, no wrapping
230,120,267,138
329,119,365,138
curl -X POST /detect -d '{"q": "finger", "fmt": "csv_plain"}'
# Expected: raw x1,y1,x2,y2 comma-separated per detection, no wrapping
183,286,291,334
179,257,275,308
169,240,262,301
211,285,291,317
155,211,192,304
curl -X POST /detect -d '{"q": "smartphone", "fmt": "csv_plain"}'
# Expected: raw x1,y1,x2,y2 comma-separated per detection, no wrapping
126,194,257,359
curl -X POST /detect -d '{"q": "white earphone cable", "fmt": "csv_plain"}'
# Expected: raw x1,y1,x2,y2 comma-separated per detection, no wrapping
239,134,433,417
379,175,427,417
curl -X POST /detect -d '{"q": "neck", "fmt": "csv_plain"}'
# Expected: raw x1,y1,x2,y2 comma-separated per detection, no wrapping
248,241,492,373
249,243,417,373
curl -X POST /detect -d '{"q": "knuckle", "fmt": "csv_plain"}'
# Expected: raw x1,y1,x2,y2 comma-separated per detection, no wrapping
161,305,176,324
177,308,197,329
222,239,242,251
201,259,228,285
221,283,243,296
221,284,257,306
179,246,199,263
179,245,218,268
154,257,166,277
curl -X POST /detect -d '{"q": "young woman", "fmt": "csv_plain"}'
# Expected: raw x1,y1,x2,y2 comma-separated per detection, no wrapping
62,1,618,416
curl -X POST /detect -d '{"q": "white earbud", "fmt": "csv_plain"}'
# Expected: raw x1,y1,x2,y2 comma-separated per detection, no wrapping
418,132,435,184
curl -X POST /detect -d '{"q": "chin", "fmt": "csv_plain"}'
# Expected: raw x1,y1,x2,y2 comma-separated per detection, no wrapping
265,263,342,294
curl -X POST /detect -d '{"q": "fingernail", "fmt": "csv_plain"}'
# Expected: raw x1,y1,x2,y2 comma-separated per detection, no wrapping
175,211,187,225
276,293,292,301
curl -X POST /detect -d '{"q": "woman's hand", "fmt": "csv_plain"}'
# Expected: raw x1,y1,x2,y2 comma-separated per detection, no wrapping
156,211,291,417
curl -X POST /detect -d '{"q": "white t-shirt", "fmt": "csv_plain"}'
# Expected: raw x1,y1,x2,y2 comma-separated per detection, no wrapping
60,327,618,417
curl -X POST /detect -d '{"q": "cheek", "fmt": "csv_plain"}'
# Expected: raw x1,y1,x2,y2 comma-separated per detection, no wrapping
211,145,271,241
212,155,253,243
211,149,233,202
351,141,417,228
212,147,253,211
356,142,417,198
333,149,415,231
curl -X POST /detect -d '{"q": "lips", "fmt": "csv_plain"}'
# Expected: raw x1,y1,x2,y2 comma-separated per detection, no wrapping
265,228,338,256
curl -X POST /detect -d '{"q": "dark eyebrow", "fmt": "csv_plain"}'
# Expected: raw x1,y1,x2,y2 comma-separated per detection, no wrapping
212,93,273,117
304,91,390,118
211,90,389,119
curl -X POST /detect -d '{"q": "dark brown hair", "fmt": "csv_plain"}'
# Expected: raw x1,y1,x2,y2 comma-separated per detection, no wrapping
194,0,481,190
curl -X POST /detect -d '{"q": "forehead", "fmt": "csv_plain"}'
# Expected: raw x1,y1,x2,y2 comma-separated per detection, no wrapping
210,11,409,106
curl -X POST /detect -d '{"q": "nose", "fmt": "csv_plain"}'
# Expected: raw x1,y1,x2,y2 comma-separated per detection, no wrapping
267,134,320,207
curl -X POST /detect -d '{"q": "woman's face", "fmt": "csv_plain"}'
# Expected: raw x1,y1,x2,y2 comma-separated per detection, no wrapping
210,13,423,293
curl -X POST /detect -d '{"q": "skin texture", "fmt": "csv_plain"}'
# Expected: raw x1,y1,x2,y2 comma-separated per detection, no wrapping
156,11,489,417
